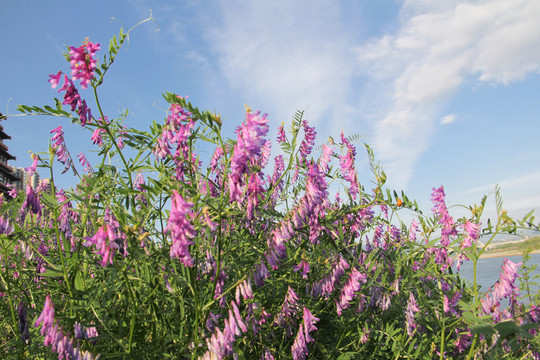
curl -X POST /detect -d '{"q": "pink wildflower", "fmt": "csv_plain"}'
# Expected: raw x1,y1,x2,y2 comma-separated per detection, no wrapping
21,183,41,216
8,185,18,199
339,132,359,199
319,144,333,173
228,110,269,201
77,152,93,174
25,154,39,177
203,300,247,359
48,71,62,89
246,173,264,220
481,258,522,314
91,127,105,146
34,296,97,359
293,259,310,279
0,216,13,235
431,186,457,246
235,278,254,304
311,255,349,298
58,75,81,111
277,122,286,143
69,40,100,89
406,293,420,336
134,173,147,205
274,287,301,329
291,307,319,360
209,147,224,175
298,120,316,165
335,267,367,315
461,220,480,249
84,226,114,266
254,260,269,286
166,191,196,266
50,125,73,174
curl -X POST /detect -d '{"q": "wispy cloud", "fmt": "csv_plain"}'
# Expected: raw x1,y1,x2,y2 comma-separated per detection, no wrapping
356,0,540,188
449,172,540,220
207,1,360,131
440,114,456,125
145,0,540,196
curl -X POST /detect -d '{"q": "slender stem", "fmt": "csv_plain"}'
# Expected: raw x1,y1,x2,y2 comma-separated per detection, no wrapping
92,86,133,191
439,322,446,360
466,335,478,360
122,269,137,354
48,165,73,298
0,254,18,339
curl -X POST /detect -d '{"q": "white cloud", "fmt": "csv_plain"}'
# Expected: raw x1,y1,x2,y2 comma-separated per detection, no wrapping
449,172,540,220
440,114,456,125
356,0,540,189
207,1,359,130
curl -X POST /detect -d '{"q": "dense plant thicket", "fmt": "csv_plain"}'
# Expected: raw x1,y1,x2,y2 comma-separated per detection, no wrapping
2,21,539,360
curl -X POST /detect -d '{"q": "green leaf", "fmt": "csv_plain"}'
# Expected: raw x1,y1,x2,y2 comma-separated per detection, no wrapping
494,320,518,339
470,323,496,337
337,352,360,360
40,267,64,278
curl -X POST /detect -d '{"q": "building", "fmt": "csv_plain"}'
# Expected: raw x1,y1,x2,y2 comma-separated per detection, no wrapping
0,113,20,197
12,166,41,192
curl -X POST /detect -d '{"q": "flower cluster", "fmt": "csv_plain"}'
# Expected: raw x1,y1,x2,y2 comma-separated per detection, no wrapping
311,255,349,298
228,110,269,201
20,183,41,218
69,40,101,89
50,126,74,174
481,258,522,315
0,216,13,235
298,120,316,165
201,300,248,359
335,267,367,315
34,296,97,360
166,190,196,266
84,209,127,266
405,293,420,336
274,287,301,331
431,186,458,246
6,33,540,360
77,152,94,174
339,132,359,199
153,102,197,181
291,307,319,360
49,73,93,127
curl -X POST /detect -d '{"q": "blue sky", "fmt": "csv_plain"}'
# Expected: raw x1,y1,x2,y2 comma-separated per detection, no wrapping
1,0,540,224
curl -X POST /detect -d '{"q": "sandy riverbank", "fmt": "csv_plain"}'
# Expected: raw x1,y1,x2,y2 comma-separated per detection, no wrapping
479,249,540,259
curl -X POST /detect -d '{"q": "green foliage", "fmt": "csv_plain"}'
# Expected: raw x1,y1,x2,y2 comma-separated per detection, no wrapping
1,23,540,360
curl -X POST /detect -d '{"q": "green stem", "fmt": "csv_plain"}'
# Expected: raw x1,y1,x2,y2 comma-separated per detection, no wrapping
93,86,133,191
48,164,73,298
0,256,18,339
466,335,478,360
122,269,137,354
439,322,446,360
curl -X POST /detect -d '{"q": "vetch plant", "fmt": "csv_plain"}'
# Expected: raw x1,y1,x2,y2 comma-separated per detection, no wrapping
2,18,540,359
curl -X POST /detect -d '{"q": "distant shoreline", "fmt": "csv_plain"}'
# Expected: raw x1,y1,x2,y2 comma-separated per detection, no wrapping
479,249,540,259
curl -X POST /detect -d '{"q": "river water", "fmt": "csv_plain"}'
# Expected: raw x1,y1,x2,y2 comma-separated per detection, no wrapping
456,252,540,302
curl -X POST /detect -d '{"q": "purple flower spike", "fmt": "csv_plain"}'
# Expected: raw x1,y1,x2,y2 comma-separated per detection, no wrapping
339,132,359,199
299,120,316,165
0,216,13,235
34,296,97,359
431,186,457,246
166,191,196,267
69,40,100,89
48,71,63,89
406,293,420,336
228,110,269,202
291,307,319,360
